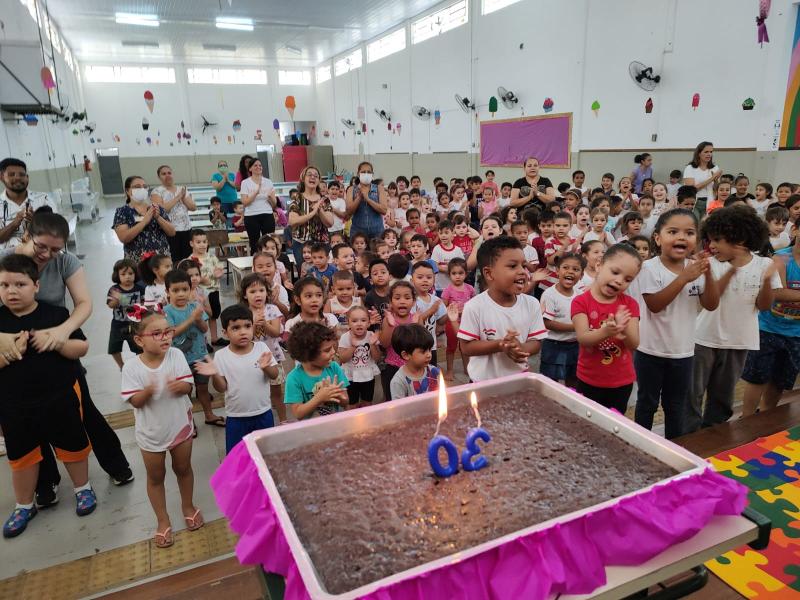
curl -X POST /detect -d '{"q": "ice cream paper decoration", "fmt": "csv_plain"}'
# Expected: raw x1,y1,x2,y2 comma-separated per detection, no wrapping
40,67,55,90
357,106,366,120
543,98,554,113
144,90,154,113
645,98,653,114
434,108,441,125
232,120,242,132
396,123,402,135
591,100,600,117
255,129,263,141
114,134,121,143
142,118,149,131
23,114,38,126
692,93,700,111
272,118,279,131
489,96,498,117
284,96,296,119
742,97,755,111
757,0,771,46
146,137,152,145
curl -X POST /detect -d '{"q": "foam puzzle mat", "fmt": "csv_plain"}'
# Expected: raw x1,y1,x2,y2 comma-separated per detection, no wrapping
707,425,800,598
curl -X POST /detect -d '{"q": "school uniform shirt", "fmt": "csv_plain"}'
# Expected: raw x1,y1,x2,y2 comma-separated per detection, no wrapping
583,230,616,246
541,237,575,289
338,331,380,382
748,198,771,219
107,283,145,324
239,177,275,216
213,342,277,417
390,365,440,400
121,348,194,452
540,286,578,342
284,313,339,335
695,255,782,350
144,283,167,309
431,243,465,290
771,231,791,251
308,264,337,290
0,190,56,249
415,294,447,350
637,257,705,359
328,197,346,232
284,362,349,418
453,234,474,257
254,304,285,362
522,245,539,268
457,291,547,381
164,302,209,365
569,225,587,240
570,290,640,387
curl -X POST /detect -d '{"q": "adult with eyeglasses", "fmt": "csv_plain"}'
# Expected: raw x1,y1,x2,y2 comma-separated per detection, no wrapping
113,175,175,263
345,161,388,240
0,158,56,250
210,159,238,215
151,165,196,262
288,165,334,266
0,211,134,506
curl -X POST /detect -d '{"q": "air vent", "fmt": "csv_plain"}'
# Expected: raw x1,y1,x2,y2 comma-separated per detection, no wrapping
202,43,237,52
121,40,160,48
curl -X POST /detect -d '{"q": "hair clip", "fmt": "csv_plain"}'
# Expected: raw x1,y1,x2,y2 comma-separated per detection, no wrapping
140,251,156,262
126,303,163,322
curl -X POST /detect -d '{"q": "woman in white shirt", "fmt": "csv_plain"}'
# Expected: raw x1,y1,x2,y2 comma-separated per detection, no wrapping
683,141,721,219
240,158,278,255
151,165,196,262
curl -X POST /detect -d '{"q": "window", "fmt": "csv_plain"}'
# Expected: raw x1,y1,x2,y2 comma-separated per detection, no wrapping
84,65,176,83
186,68,267,85
316,65,331,84
278,70,311,86
19,0,38,24
334,49,362,76
411,0,468,45
482,0,523,15
367,28,406,63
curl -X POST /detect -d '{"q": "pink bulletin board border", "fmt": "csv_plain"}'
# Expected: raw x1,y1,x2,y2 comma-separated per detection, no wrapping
480,112,573,168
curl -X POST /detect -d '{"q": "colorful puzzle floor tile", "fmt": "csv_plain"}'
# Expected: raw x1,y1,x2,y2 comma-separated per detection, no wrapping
707,426,800,598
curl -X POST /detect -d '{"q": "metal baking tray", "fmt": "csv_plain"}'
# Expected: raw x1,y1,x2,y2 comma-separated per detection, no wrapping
244,373,750,599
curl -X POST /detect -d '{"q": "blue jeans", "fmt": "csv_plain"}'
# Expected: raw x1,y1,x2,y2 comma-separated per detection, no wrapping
634,351,693,439
225,410,275,454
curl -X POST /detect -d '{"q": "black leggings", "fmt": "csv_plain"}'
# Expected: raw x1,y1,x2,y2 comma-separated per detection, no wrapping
347,380,376,405
380,365,400,402
245,213,276,255
168,229,192,263
577,379,633,415
37,369,130,495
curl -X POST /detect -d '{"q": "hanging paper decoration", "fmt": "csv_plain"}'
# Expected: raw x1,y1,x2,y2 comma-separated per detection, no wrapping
645,98,653,114
323,130,330,138
357,106,366,120
155,139,159,146
284,95,296,119
22,114,38,126
232,119,242,132
691,93,700,111
361,122,367,133
170,142,174,147
543,98,554,113
396,123,402,135
757,0,771,46
40,67,55,90
254,129,263,141
89,137,95,143
177,132,182,141
136,138,141,145
227,135,233,143
742,97,755,111
434,108,441,126
591,100,600,117
387,121,392,131
146,136,152,145
183,132,191,140
157,130,160,137
310,124,316,137
213,135,218,144
72,128,79,136
142,118,149,131
114,134,121,143
488,96,498,117
144,90,154,113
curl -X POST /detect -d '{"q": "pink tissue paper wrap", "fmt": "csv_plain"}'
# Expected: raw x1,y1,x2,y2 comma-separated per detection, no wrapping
211,441,747,600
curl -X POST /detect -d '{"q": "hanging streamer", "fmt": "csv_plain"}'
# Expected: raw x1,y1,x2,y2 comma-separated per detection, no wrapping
757,0,771,46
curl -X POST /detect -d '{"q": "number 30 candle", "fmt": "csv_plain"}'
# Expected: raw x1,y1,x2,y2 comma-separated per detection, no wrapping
427,375,459,478
462,392,491,471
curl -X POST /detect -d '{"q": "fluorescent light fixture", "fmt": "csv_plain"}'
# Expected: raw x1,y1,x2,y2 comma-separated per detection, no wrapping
115,12,159,27
121,40,160,48
284,45,302,55
202,43,237,52
215,17,254,31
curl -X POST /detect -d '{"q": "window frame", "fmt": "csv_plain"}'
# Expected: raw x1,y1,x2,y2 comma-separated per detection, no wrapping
84,65,177,84
367,28,406,63
411,0,469,45
186,67,267,85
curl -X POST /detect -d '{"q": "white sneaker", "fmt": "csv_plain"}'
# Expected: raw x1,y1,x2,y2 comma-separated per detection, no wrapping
0,436,5,457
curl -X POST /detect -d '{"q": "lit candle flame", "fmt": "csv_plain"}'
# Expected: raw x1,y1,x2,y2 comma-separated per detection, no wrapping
435,373,447,436
470,391,482,428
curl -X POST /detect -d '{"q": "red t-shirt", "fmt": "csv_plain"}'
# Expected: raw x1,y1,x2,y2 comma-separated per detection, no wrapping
453,234,474,257
570,290,640,388
426,229,440,249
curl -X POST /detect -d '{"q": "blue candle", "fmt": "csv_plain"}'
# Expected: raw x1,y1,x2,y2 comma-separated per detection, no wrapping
428,435,460,478
461,428,491,471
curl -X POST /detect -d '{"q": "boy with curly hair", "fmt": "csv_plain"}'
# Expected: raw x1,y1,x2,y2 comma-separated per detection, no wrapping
284,321,349,419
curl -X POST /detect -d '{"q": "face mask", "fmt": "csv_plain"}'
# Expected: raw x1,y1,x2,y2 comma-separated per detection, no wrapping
131,188,149,202
359,173,373,185
218,165,228,173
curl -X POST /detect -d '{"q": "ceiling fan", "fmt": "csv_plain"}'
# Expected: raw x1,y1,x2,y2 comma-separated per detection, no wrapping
412,105,431,120
454,94,475,113
497,86,519,109
629,61,661,91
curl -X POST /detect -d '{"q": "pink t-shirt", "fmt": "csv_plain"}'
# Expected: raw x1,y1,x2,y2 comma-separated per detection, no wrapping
442,284,476,312
385,313,416,367
570,290,640,388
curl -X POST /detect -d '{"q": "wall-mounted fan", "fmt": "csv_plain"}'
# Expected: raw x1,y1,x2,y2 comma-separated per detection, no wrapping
199,114,218,134
374,109,392,122
629,61,661,91
412,105,431,120
341,118,356,130
497,86,519,109
454,94,475,113
83,122,97,134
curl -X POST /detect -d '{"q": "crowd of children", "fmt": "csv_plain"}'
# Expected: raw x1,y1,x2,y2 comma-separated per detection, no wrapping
4,159,800,545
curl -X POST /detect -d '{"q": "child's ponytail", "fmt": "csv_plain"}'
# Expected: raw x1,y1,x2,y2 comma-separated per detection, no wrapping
139,252,170,286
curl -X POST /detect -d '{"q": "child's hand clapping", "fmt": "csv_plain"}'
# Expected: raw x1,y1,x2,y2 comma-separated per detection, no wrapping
681,254,710,283
499,329,530,364
315,375,347,404
193,356,217,377
446,303,460,323
108,290,121,308
257,350,274,370
166,377,188,396
192,304,205,323
368,308,381,326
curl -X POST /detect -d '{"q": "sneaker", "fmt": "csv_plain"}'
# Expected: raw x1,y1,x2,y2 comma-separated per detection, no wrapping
111,468,135,486
75,488,97,516
35,484,59,509
3,505,37,538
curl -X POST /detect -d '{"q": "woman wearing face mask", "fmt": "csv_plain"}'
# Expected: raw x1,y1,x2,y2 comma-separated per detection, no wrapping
113,175,175,262
346,161,388,240
210,160,238,214
288,165,335,265
151,165,196,262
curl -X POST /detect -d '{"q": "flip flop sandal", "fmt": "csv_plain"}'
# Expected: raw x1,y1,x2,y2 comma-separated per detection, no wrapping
184,509,204,531
204,416,226,427
154,527,173,548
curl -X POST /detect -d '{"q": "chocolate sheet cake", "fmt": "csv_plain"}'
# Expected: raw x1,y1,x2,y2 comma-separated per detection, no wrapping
265,392,677,594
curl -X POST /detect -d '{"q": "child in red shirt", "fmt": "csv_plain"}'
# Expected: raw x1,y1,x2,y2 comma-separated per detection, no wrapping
540,212,575,292
571,243,642,414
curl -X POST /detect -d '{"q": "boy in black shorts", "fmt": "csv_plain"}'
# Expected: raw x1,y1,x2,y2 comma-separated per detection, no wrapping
0,255,96,538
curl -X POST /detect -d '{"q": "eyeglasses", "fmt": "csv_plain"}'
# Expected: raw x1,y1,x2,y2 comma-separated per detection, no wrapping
138,327,175,340
32,240,65,256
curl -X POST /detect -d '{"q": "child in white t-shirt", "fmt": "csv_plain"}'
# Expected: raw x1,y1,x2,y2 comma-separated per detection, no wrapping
122,308,201,548
338,306,380,408
431,220,465,292
457,237,547,381
324,270,362,336
634,209,720,440
195,304,279,454
540,253,584,387
767,205,791,251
